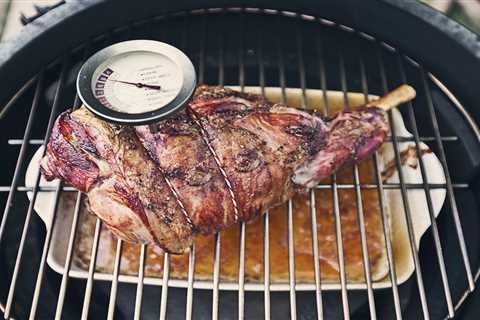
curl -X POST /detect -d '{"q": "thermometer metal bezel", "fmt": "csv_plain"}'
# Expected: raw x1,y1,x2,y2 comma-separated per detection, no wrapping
77,40,196,125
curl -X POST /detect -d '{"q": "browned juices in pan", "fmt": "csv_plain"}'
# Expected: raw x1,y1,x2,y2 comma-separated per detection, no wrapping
75,156,385,283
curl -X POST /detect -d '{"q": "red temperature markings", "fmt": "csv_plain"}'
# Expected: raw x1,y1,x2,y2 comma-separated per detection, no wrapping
94,68,114,108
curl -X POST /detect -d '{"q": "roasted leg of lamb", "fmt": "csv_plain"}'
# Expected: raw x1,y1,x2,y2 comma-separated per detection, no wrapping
40,85,415,253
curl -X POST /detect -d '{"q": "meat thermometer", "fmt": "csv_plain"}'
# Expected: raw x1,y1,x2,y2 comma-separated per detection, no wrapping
77,40,196,125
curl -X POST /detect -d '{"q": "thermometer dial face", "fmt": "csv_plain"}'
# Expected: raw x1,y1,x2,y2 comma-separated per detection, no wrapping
77,40,196,124
92,51,183,114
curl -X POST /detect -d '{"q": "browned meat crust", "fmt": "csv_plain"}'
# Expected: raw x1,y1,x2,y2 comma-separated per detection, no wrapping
187,85,326,222
41,109,194,253
40,85,400,253
135,111,237,235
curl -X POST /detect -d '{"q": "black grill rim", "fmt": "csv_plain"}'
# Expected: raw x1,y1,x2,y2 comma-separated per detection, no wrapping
1,2,480,319
1,0,480,124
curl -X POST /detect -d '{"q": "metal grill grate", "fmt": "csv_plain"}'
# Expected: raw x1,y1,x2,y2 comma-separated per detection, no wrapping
1,8,479,320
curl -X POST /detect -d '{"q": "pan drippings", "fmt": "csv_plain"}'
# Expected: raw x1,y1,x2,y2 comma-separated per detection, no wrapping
74,157,386,282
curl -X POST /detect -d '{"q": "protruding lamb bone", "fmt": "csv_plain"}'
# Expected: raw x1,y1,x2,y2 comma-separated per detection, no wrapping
292,85,416,189
366,85,416,111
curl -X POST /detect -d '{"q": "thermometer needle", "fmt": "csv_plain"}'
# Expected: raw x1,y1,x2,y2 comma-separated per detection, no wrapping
108,79,162,90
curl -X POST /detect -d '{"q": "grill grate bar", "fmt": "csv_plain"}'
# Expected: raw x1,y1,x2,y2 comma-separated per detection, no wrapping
5,136,460,146
55,43,94,320
321,43,350,320
0,73,43,246
287,200,297,319
397,54,455,317
134,244,147,319
339,49,377,319
156,18,171,320
278,20,297,318
238,223,246,319
17,135,465,146
358,49,404,318
75,36,107,320
304,30,325,320
107,239,123,320
420,68,476,292
359,50,403,318
377,47,430,320
211,15,223,320
331,175,350,319
0,76,35,120
309,190,324,319
32,57,86,319
53,45,90,318
29,182,63,319
4,56,69,319
448,267,480,319
257,23,271,320
342,49,378,317
238,11,246,320
159,253,170,320
374,152,403,320
55,192,82,319
198,13,207,84
386,136,458,142
212,233,221,320
185,243,196,320
80,218,102,320
429,74,480,142
181,14,196,320
263,211,271,320
0,70,41,312
0,182,469,193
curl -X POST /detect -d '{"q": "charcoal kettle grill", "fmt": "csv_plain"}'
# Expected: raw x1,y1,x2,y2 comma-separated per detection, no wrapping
1,0,480,319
